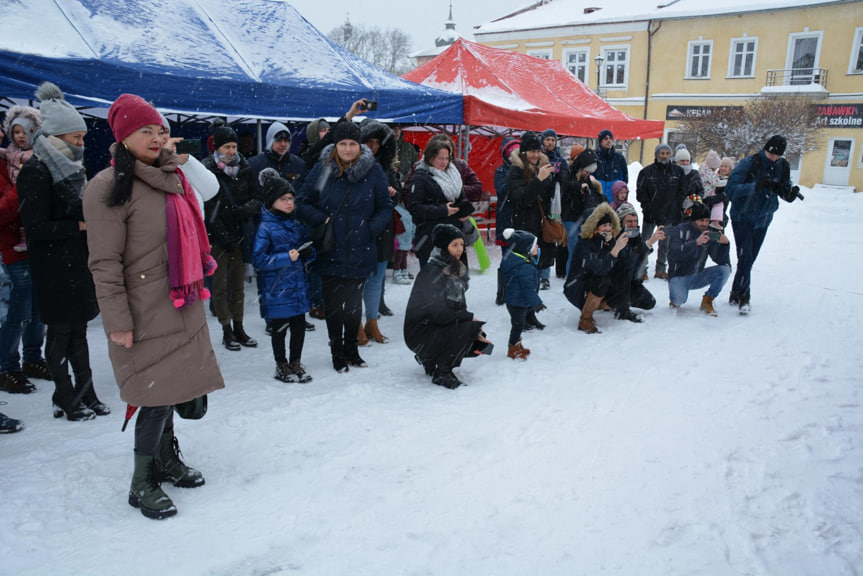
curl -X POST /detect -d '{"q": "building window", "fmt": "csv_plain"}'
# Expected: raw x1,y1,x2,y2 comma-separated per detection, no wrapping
601,47,629,88
563,49,589,83
851,27,863,74
527,50,551,60
728,37,758,78
686,40,712,79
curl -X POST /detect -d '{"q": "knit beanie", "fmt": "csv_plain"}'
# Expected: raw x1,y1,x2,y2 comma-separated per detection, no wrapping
432,223,465,249
106,94,163,143
598,129,614,142
213,126,238,150
332,121,362,145
35,82,87,137
675,148,691,163
501,137,520,160
541,129,557,142
502,228,537,255
569,143,586,161
615,202,638,221
705,150,721,170
573,149,599,173
655,143,672,157
597,212,613,227
764,134,787,156
520,132,541,153
259,168,295,209
689,202,710,221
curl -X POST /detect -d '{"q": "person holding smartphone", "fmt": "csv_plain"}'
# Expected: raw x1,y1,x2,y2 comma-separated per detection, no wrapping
666,201,731,316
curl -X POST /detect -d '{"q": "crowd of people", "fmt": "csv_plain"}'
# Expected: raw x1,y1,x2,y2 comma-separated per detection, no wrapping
0,84,801,518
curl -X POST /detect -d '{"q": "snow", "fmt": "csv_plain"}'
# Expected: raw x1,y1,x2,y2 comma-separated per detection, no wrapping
2,181,863,575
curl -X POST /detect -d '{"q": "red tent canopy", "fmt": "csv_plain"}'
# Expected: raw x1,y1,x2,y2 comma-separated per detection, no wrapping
403,39,664,141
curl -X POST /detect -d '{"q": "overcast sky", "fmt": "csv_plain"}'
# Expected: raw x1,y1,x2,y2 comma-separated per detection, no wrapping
289,0,530,54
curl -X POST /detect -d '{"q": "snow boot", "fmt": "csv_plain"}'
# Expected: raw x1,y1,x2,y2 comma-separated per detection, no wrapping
700,295,718,317
344,344,368,368
309,306,326,320
129,452,177,520
578,292,603,334
364,318,389,344
615,308,643,323
232,320,257,347
157,431,205,488
431,368,461,389
0,406,23,434
222,324,241,351
331,340,349,373
507,341,530,360
275,362,298,383
289,361,313,383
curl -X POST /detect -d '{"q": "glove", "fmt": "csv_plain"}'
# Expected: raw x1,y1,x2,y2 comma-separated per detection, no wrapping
759,178,776,192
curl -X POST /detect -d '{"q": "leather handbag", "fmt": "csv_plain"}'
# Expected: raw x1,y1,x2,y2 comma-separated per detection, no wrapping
537,195,567,246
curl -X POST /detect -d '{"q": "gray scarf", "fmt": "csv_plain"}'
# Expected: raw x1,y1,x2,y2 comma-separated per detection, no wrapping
427,162,462,202
32,133,87,193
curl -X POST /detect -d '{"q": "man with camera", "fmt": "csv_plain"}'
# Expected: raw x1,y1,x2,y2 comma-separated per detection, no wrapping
725,134,802,314
604,202,666,322
666,201,732,316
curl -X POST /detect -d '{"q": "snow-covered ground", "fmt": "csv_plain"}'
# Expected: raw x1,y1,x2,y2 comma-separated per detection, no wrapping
2,184,861,575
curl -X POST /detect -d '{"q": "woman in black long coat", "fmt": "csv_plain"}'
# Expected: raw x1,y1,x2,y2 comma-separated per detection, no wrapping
17,82,106,421
403,224,491,389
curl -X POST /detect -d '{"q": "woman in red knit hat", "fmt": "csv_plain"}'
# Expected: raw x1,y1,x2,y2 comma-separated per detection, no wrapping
83,93,224,520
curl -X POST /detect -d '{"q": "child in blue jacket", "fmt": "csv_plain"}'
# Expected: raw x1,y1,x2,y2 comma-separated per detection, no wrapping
500,228,544,360
253,169,316,382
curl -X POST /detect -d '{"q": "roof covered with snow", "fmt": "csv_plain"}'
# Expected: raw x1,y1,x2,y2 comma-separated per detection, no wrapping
475,0,848,35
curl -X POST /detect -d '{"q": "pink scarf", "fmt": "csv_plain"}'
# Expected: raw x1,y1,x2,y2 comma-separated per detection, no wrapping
166,169,217,309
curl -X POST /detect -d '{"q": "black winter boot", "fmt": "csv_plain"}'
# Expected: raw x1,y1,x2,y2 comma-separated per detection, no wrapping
331,340,348,373
232,320,258,348
222,324,241,351
129,452,177,520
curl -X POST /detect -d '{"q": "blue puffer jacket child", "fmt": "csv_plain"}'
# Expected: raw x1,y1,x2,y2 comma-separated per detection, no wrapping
252,206,315,320
500,228,544,309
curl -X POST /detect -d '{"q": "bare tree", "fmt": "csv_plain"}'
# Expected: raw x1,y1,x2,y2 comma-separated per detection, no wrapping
680,95,825,160
328,23,413,76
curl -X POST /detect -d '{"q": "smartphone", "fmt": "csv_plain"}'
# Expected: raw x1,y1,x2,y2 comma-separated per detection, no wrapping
175,139,200,155
624,228,640,238
480,342,494,356
296,240,313,252
708,230,721,241
361,100,378,111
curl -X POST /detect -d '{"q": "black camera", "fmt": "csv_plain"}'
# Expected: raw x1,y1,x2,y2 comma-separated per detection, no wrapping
359,100,378,111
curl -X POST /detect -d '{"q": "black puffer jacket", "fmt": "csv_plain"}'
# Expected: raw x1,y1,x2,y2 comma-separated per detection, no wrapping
636,160,686,225
506,152,554,238
407,163,473,261
201,154,261,251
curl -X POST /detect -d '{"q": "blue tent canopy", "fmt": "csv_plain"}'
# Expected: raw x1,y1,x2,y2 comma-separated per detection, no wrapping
0,0,463,124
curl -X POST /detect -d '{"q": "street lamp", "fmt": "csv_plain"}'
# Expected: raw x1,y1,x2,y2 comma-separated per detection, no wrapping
594,54,604,96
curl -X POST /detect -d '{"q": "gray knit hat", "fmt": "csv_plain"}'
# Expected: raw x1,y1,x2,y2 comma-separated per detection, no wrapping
35,82,87,137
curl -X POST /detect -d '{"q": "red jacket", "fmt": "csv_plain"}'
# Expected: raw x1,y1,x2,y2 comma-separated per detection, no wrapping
0,158,26,266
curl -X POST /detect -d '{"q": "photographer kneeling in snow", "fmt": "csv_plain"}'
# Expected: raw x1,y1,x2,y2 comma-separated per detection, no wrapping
666,201,731,316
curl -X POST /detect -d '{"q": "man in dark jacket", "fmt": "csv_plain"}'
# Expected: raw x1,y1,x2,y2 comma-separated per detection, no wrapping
636,143,687,280
667,201,731,316
202,126,262,350
725,134,798,314
249,121,307,188
595,129,628,202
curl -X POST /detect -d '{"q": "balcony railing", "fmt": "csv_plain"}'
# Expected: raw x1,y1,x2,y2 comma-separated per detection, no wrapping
765,67,828,88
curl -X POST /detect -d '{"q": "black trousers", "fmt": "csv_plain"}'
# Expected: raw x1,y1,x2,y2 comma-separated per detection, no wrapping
45,321,93,409
506,305,529,346
270,315,306,364
134,405,175,455
321,276,365,351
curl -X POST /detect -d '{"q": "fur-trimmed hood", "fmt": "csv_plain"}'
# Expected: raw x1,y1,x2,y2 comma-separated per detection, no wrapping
580,202,620,239
3,105,42,148
317,142,377,183
509,150,550,171
359,119,396,170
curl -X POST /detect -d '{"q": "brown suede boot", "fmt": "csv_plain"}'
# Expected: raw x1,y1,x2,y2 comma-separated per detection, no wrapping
578,292,603,334
700,295,718,317
507,341,530,360
357,324,370,347
363,318,389,343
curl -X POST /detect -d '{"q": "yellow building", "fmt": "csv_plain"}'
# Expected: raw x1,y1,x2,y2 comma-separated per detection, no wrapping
474,0,863,190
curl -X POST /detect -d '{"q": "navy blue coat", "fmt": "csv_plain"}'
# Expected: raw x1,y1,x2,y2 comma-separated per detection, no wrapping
595,146,628,201
726,150,789,230
252,207,315,320
296,144,392,279
249,150,307,190
667,221,731,279
494,160,513,244
501,251,543,309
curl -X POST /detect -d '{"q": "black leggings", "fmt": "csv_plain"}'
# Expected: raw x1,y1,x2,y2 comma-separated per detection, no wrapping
45,321,92,407
134,406,174,455
270,315,306,364
321,276,365,347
